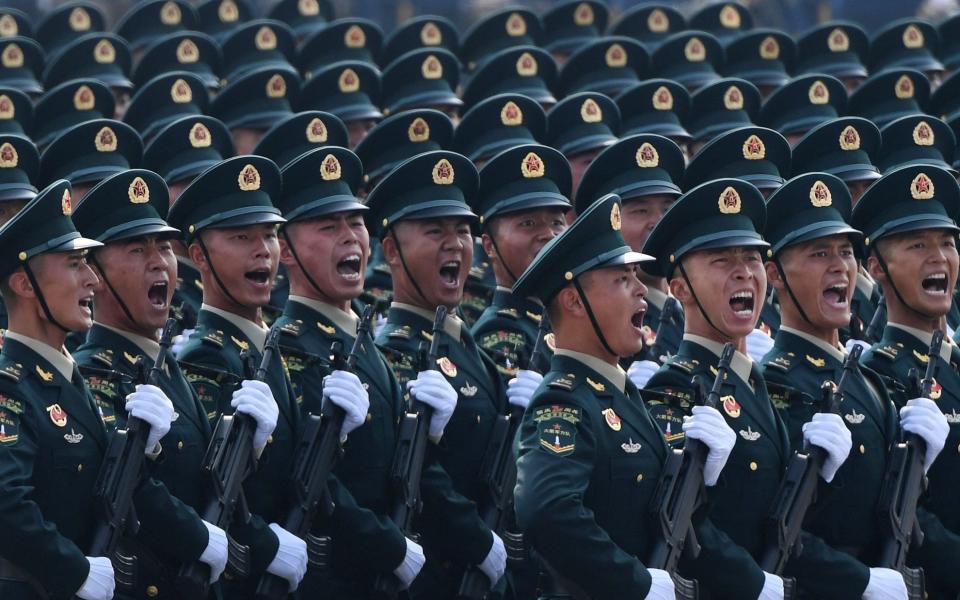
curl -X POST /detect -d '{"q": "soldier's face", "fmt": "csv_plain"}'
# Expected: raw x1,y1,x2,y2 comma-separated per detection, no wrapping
869,229,959,320
93,235,178,334
672,246,767,340
621,195,675,253
579,265,649,357
280,212,370,306
0,199,27,227
771,235,857,333
567,149,599,200
347,119,377,148
846,180,871,207
483,207,567,285
384,217,473,310
191,224,280,310
31,250,99,332
231,127,265,155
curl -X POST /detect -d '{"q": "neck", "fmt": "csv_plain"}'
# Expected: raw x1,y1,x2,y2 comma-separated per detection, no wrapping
685,321,747,354
7,307,68,350
205,296,262,325
779,312,840,348
555,321,619,367
392,287,455,313
95,313,160,342
288,281,352,312
886,302,944,333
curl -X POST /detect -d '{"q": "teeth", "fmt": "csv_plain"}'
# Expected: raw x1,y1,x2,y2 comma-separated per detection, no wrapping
930,273,947,280
342,254,360,263
443,261,459,268
731,291,753,300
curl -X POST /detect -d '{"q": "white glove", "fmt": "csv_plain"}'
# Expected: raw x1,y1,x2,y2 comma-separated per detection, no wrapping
76,556,115,600
374,314,388,338
758,571,785,600
171,328,194,357
900,397,949,472
628,360,660,390
507,369,542,410
746,328,774,362
646,568,676,599
198,520,228,583
477,532,506,586
863,567,908,599
125,384,174,453
844,338,871,356
802,413,852,483
682,405,736,486
231,380,279,450
266,522,307,592
406,370,457,440
392,537,425,589
322,370,370,441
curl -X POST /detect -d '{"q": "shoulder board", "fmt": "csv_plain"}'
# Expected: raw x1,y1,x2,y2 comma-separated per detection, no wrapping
279,320,304,337
388,325,412,340
91,349,115,367
665,355,699,374
496,308,519,319
874,345,898,360
547,372,578,391
316,322,337,336
644,387,691,408
202,330,225,348
764,351,795,372
0,362,22,382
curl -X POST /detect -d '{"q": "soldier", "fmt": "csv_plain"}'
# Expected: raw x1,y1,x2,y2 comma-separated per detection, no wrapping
268,0,333,42
460,46,558,112
166,155,309,597
129,31,221,91
196,0,251,44
367,150,508,599
219,19,296,84
123,72,209,143
649,31,723,93
379,16,459,68
115,0,197,63
541,0,606,66
684,78,761,159
297,17,382,76
546,91,619,200
852,165,960,598
43,33,133,118
720,29,794,98
380,47,463,123
71,169,230,600
0,133,40,333
34,2,107,59
296,61,383,149
642,178,846,599
794,21,869,93
0,86,31,137
272,146,428,598
688,2,752,45
209,64,301,155
869,18,943,87
610,4,685,51
471,143,571,382
616,79,692,158
459,7,542,77
32,79,115,150
0,36,43,96
512,194,735,599
760,172,907,599
848,68,930,130
556,36,648,98
758,74,847,146
875,114,956,174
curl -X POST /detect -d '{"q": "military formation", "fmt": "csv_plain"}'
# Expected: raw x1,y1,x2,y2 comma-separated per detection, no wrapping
1,0,960,599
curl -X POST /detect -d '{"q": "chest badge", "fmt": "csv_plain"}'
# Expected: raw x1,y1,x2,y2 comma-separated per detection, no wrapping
63,428,83,444
459,382,477,397
739,426,761,441
36,365,54,382
47,404,67,427
621,438,641,453
602,407,622,431
437,357,458,378
928,378,942,400
722,395,741,418
845,409,865,424
945,409,960,424
586,377,605,392
231,336,249,351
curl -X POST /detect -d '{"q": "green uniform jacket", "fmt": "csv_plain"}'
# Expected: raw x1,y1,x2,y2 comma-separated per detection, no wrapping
762,330,899,599
74,324,212,600
177,309,301,591
172,258,202,333
862,325,960,596
274,300,408,596
471,288,554,383
376,305,503,598
645,338,790,599
514,353,668,599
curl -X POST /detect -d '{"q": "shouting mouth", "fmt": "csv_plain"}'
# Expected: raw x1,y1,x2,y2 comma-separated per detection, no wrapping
822,283,848,308
922,272,949,295
729,290,755,317
147,281,168,309
439,260,461,288
336,253,362,282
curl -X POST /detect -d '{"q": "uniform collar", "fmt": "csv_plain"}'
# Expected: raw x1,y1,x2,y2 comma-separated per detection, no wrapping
288,295,359,336
645,286,670,311
778,325,845,363
554,347,626,392
95,321,160,362
393,302,463,339
684,333,754,384
201,303,268,350
888,322,955,362
5,330,76,380
855,267,874,298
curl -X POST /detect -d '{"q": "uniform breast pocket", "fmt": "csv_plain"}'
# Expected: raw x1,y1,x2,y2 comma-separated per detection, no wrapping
602,454,660,546
722,443,781,513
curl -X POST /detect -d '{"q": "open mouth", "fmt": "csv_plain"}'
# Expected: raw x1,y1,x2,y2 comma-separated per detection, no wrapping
631,308,645,329
922,272,949,295
822,283,849,307
79,296,93,313
147,281,168,309
439,260,461,287
336,254,362,281
244,268,271,286
729,290,755,316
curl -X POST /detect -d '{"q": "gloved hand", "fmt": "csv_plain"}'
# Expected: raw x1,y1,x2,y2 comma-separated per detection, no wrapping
393,537,426,589
507,369,542,410
863,567,908,599
900,397,949,472
198,520,228,583
757,571,784,600
231,380,279,450
374,314,388,338
844,338,871,356
407,370,457,440
627,360,660,390
171,328,194,357
682,405,736,486
76,556,115,600
478,532,507,586
125,384,174,453
266,523,307,592
322,370,370,441
746,328,774,362
802,413,852,483
646,568,676,599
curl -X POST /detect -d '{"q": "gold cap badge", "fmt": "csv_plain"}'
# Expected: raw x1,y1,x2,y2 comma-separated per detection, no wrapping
913,121,934,146
521,152,544,178
742,134,765,160
839,125,860,150
0,142,17,168
128,177,150,204
0,14,17,37
345,24,366,48
506,12,527,37
501,101,523,125
828,27,849,52
895,74,914,99
636,142,659,168
420,22,442,45
266,73,286,98
176,38,199,63
648,8,669,33
299,0,319,16
218,1,239,23
238,164,261,191
160,1,182,25
610,202,622,231
61,188,72,215
759,36,780,60
724,85,744,110
408,117,430,142
911,172,934,200
719,4,741,28
685,36,706,62
70,7,92,31
1,43,22,68
421,55,443,80
808,80,829,105
338,67,360,93
605,43,627,68
580,98,602,123
574,2,594,26
652,86,673,110
432,158,454,185
95,127,117,152
255,26,277,51
718,186,741,214
903,24,924,49
0,94,13,119
306,117,328,143
74,85,95,110
809,180,832,207
320,154,341,181
516,52,538,76
94,39,115,64
170,78,192,103
189,122,211,148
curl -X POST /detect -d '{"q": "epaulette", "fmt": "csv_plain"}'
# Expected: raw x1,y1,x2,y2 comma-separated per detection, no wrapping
316,321,337,336
874,345,898,360
496,307,518,319
91,349,115,368
122,351,140,366
547,372,578,391
388,325,412,340
524,310,542,323
0,362,22,382
202,329,224,348
278,320,304,337
665,355,699,374
764,351,794,372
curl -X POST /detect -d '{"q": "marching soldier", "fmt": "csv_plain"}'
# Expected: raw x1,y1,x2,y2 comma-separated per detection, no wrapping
43,32,134,118
616,79,692,158
129,30,221,91
71,169,230,600
166,155,309,597
512,194,735,599
852,165,960,597
296,61,383,149
368,150,508,599
685,77,761,157
123,71,209,143
32,79,116,150
793,21,869,92
209,64,300,155
546,91,619,200
757,74,846,146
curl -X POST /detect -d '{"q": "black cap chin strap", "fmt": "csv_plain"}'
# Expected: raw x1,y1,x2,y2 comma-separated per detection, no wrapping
487,232,519,284
196,237,247,310
281,229,327,298
571,276,616,357
771,257,815,327
22,262,70,334
677,260,737,342
389,229,431,308
88,255,138,328
873,248,939,321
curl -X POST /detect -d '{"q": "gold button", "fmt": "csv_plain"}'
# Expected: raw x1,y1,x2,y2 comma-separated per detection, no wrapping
146,585,159,597
749,461,758,471
267,435,274,445
476,415,481,424
859,444,866,455
365,412,373,423
77,463,83,472
178,440,184,450
635,473,644,483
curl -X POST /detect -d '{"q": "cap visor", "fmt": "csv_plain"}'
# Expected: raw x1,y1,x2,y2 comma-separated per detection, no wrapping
211,211,287,228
